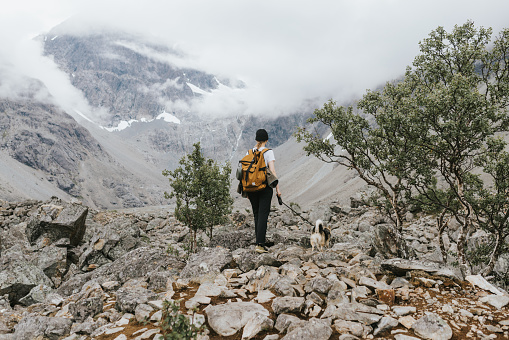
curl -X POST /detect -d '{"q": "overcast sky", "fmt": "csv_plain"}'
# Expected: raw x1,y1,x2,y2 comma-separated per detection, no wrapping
1,0,509,119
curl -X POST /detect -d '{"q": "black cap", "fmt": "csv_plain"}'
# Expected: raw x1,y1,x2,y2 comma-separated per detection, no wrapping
255,129,269,142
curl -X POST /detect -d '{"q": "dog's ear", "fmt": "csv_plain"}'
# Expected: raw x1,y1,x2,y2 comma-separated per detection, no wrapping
318,222,323,233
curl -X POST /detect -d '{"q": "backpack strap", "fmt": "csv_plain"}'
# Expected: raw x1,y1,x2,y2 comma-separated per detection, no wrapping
258,148,271,170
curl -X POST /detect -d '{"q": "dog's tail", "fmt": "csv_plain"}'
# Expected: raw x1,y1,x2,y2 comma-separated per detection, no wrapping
316,219,324,233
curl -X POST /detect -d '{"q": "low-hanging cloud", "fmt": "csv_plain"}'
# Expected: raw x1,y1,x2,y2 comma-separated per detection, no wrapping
2,0,509,120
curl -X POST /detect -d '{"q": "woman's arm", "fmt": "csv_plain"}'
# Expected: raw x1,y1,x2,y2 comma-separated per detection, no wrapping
268,160,281,196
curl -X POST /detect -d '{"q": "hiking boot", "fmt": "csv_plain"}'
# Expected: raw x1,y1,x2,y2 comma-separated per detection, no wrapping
255,245,269,253
264,241,275,247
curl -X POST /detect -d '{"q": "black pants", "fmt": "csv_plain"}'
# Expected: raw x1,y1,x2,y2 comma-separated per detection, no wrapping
247,186,273,245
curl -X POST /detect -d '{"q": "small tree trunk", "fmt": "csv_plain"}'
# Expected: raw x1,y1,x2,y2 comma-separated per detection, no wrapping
437,210,450,263
455,176,472,276
481,230,502,276
456,218,472,276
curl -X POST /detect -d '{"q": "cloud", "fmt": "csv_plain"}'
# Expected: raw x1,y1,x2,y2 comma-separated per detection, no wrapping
1,0,509,119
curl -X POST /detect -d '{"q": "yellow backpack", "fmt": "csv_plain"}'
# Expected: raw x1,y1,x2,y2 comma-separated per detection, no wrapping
239,148,270,193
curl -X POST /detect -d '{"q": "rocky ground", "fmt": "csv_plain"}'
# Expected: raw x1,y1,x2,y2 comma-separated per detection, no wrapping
1,197,508,340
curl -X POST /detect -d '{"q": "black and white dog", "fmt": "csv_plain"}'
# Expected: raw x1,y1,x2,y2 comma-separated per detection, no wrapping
310,219,331,251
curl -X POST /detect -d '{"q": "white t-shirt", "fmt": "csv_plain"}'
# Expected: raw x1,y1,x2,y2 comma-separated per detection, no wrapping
249,146,275,166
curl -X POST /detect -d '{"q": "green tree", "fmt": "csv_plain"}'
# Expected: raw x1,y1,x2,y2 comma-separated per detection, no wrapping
296,22,509,270
404,21,509,274
296,81,424,258
163,143,233,253
470,138,509,276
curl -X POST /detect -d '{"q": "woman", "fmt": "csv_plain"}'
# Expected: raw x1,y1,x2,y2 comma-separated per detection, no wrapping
248,129,282,253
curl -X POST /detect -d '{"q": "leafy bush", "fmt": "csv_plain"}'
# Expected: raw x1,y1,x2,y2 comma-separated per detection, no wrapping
160,300,206,340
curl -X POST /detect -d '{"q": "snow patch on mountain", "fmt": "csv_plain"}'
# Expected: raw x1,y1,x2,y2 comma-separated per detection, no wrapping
101,111,181,132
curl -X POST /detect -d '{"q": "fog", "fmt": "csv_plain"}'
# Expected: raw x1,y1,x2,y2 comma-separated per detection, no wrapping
1,0,509,118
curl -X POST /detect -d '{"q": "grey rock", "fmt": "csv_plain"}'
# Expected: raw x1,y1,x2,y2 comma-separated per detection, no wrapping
390,277,412,288
394,335,421,340
331,303,383,325
26,200,88,246
242,312,274,340
115,287,158,313
333,319,371,337
135,303,154,323
209,229,254,250
371,224,408,259
235,249,282,273
180,247,232,279
18,284,53,306
0,294,10,312
412,313,452,340
94,247,185,284
147,271,173,292
69,296,103,322
273,276,297,297
281,318,332,340
36,244,67,284
480,294,509,309
327,283,350,305
204,302,269,337
245,266,282,292
13,315,72,340
56,272,93,297
304,276,333,294
392,306,417,316
0,258,53,304
381,258,460,281
263,335,280,340
338,335,360,340
275,314,302,333
373,316,399,335
485,324,503,333
272,297,305,314
358,276,391,290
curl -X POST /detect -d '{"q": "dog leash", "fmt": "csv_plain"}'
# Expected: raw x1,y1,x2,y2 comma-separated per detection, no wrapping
277,195,315,227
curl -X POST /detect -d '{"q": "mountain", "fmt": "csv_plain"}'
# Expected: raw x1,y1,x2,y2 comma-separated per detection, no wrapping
1,25,322,209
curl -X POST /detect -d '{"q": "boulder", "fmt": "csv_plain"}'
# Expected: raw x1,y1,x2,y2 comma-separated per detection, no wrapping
209,229,254,250
333,319,371,338
234,249,282,273
115,287,159,313
271,297,305,314
25,199,88,246
0,258,53,304
381,258,460,281
94,247,185,284
412,313,452,340
180,247,233,280
304,277,333,295
281,318,332,340
373,316,399,335
35,244,67,285
204,302,269,337
480,294,509,309
13,315,72,340
331,303,384,325
18,284,54,306
371,224,408,259
242,312,274,340
69,296,103,322
275,314,302,333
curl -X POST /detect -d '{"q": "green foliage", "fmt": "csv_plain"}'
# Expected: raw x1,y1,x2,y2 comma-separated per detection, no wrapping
166,244,180,257
163,142,233,252
159,300,205,340
296,21,509,273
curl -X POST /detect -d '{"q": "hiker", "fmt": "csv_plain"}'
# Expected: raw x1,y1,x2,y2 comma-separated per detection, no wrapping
246,129,281,253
